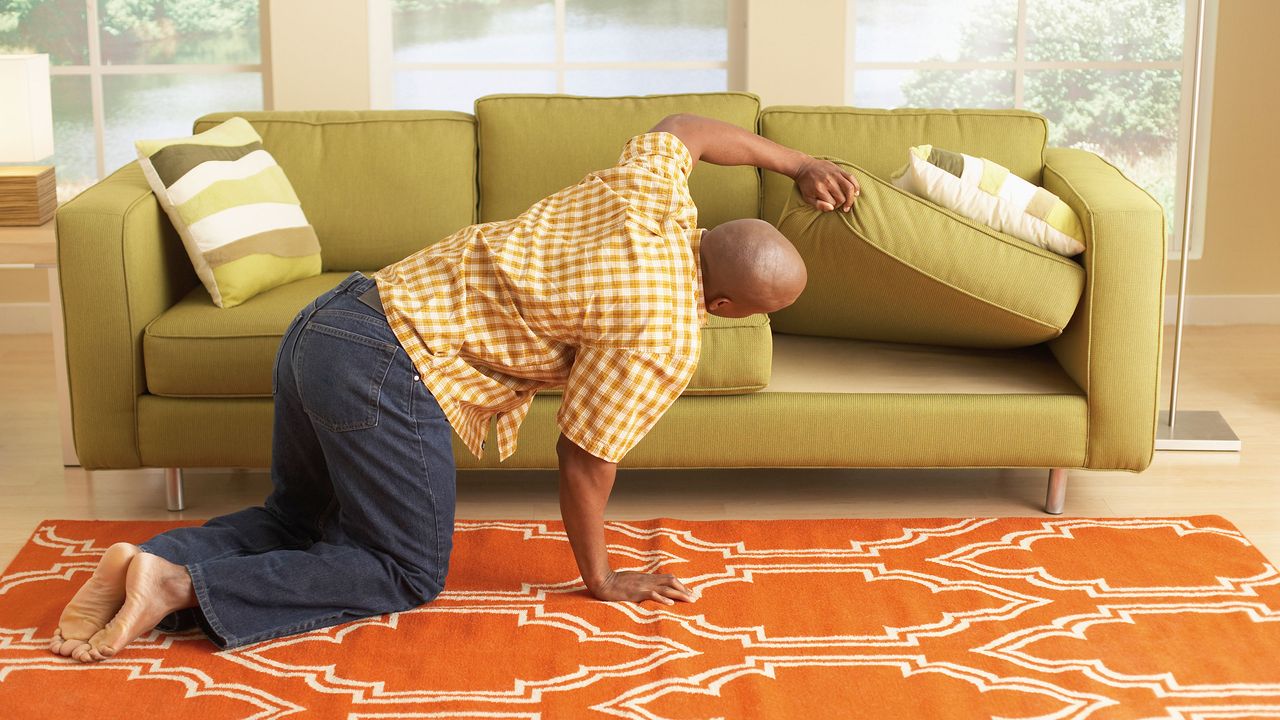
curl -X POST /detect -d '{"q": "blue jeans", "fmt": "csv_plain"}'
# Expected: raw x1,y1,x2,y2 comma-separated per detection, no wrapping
140,271,457,649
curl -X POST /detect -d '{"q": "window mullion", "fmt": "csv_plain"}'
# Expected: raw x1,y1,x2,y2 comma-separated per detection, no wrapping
849,61,1181,71
727,0,746,92
846,0,859,103
392,61,726,72
91,64,262,74
554,0,567,92
1014,0,1027,108
86,0,106,179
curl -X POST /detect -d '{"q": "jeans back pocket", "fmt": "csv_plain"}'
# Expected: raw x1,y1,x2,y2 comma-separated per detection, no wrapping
296,322,397,432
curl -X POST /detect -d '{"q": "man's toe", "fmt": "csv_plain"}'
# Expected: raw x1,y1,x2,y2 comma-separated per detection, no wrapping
56,638,86,658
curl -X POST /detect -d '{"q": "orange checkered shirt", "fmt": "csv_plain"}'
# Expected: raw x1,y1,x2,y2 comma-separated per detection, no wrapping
371,131,708,463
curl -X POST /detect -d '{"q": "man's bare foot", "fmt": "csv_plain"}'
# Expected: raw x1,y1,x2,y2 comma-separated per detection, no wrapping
49,542,138,659
73,552,197,663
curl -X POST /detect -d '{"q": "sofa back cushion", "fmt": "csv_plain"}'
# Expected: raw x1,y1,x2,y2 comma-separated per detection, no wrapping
758,107,1048,223
193,111,477,272
475,92,761,228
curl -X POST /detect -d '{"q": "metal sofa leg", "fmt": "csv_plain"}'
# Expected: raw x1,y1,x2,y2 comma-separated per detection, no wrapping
165,467,185,512
1044,468,1068,515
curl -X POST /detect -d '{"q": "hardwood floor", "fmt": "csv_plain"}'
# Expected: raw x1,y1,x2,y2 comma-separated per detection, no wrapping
2,325,1277,567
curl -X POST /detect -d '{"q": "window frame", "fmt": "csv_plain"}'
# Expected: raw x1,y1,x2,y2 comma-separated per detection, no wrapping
45,0,266,187
845,0,1218,260
383,0,746,107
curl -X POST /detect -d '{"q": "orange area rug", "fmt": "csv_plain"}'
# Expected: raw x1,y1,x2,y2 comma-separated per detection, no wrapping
2,516,1279,719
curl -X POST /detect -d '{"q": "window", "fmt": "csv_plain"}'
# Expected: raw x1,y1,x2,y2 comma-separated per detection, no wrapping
847,0,1214,259
0,0,264,201
391,0,735,112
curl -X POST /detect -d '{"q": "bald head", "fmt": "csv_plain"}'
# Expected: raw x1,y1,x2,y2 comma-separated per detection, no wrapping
698,218,807,318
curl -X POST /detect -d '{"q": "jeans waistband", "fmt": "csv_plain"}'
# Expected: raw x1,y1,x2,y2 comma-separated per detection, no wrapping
334,270,374,293
346,271,384,315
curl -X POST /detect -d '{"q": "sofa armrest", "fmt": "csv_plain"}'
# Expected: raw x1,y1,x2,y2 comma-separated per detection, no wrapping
56,161,197,469
1042,147,1167,472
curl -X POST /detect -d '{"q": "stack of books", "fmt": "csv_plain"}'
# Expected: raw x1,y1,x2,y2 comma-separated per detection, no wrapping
0,166,57,226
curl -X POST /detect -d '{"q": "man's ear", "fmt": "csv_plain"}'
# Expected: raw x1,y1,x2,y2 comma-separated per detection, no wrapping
707,296,731,313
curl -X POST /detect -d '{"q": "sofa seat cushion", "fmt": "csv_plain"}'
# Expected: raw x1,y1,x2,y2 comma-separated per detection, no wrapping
144,272,352,398
688,313,773,394
538,313,774,398
144,274,774,398
769,157,1085,349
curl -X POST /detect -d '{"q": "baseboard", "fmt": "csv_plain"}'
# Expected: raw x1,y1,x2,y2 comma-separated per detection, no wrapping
1163,294,1280,325
3,296,1278,334
0,302,51,334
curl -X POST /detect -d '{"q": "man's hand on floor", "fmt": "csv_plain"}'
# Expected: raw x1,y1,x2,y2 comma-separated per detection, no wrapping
557,433,699,606
590,570,697,605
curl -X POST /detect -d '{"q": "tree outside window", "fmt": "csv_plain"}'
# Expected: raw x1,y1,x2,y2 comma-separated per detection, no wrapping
850,0,1193,252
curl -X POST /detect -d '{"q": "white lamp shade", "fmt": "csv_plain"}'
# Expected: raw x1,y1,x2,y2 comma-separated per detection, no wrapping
0,54,55,163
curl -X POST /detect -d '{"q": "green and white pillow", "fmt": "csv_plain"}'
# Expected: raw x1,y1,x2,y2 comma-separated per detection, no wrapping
891,144,1086,257
135,116,321,308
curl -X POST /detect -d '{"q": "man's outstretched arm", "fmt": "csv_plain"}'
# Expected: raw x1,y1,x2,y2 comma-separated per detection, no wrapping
649,112,860,213
557,432,696,604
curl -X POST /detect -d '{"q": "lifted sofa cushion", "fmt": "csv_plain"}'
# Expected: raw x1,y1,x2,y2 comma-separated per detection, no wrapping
768,157,1086,349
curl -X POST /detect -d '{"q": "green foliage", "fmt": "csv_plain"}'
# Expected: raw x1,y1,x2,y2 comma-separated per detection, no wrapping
97,0,256,37
900,0,1184,161
0,0,89,64
1,0,257,64
897,0,1186,220
1026,0,1183,63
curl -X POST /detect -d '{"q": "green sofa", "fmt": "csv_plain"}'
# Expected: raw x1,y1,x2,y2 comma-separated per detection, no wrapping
54,92,1167,514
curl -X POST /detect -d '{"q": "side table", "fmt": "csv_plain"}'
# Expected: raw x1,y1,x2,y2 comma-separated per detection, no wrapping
0,216,79,467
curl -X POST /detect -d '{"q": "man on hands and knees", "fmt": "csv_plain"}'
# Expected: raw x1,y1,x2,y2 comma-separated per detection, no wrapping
51,112,856,658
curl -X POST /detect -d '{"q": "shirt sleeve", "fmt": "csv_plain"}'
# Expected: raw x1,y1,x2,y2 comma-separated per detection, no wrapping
608,131,697,232
616,131,694,183
556,344,698,463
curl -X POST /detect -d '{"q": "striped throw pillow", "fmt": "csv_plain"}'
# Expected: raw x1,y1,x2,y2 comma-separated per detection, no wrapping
135,116,321,308
890,144,1085,257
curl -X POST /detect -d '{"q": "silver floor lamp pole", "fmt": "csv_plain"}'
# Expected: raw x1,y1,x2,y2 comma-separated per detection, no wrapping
1155,0,1241,452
